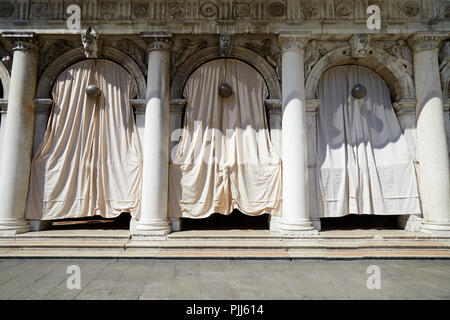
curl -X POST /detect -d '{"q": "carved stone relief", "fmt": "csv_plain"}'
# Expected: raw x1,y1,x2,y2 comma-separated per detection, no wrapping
98,1,117,20
169,1,184,19
268,2,286,18
232,2,252,19
349,34,371,58
113,38,147,76
335,0,353,18
171,38,208,78
133,2,149,18
200,2,218,18
219,34,233,56
39,40,73,76
388,40,413,77
81,27,99,59
245,39,281,80
439,40,450,99
0,1,14,18
304,40,327,79
403,1,420,18
301,0,319,19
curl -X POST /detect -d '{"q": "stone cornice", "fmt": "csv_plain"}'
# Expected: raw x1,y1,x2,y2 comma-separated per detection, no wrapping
407,32,449,54
278,32,311,53
141,32,173,52
1,32,39,53
392,99,417,116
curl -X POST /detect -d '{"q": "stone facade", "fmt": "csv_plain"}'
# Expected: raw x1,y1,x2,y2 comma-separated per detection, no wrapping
0,0,449,236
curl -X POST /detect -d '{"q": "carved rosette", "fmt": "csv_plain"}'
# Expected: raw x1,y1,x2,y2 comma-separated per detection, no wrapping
2,33,39,53
408,32,448,54
141,33,173,52
278,34,310,54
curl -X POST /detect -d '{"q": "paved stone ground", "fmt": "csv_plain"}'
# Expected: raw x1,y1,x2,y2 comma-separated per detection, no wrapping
0,259,448,300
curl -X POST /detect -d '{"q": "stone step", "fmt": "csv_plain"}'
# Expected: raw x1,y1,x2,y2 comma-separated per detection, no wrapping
0,229,449,259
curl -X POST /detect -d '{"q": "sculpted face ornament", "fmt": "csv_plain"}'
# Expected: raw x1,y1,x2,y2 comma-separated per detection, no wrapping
219,83,232,98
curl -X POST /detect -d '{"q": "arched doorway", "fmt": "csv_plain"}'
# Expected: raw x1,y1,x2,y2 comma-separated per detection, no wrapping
169,58,281,230
25,59,143,230
315,65,421,229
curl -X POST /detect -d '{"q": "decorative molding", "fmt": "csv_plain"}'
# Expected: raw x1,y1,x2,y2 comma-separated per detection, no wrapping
392,99,417,116
403,1,420,18
407,32,448,54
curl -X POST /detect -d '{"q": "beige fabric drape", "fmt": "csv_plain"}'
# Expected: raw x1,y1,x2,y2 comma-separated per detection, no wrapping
26,59,143,220
169,59,281,218
316,65,421,217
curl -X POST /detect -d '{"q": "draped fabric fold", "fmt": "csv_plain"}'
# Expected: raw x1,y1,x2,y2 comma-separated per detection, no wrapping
169,59,281,218
25,59,143,220
316,65,421,217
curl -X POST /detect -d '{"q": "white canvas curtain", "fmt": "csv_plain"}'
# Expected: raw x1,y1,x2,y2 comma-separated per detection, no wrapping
169,59,282,218
26,59,143,220
316,65,421,217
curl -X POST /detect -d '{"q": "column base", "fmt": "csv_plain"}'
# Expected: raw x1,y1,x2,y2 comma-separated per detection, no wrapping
279,218,319,236
420,220,450,236
0,218,30,236
132,218,171,237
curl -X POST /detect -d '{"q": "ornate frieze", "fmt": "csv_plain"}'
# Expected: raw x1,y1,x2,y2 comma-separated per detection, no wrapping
0,0,442,27
408,32,448,54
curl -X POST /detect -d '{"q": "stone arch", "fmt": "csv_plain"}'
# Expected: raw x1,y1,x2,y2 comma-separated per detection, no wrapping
37,46,146,99
305,45,415,101
0,61,10,99
171,46,281,100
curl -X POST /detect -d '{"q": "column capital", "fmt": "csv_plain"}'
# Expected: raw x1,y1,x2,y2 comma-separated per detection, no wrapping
141,32,173,52
1,32,39,53
278,32,311,53
407,32,448,54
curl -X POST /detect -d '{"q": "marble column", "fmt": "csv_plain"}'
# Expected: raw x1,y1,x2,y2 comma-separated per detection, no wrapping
278,34,317,235
0,33,39,235
134,33,173,236
408,32,450,236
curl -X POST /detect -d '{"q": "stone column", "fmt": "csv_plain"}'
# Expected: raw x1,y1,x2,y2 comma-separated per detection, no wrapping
278,33,317,235
408,32,450,236
134,33,173,236
0,33,39,235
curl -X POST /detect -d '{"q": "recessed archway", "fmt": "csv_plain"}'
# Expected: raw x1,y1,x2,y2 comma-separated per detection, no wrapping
305,45,415,101
36,46,146,99
171,45,281,100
